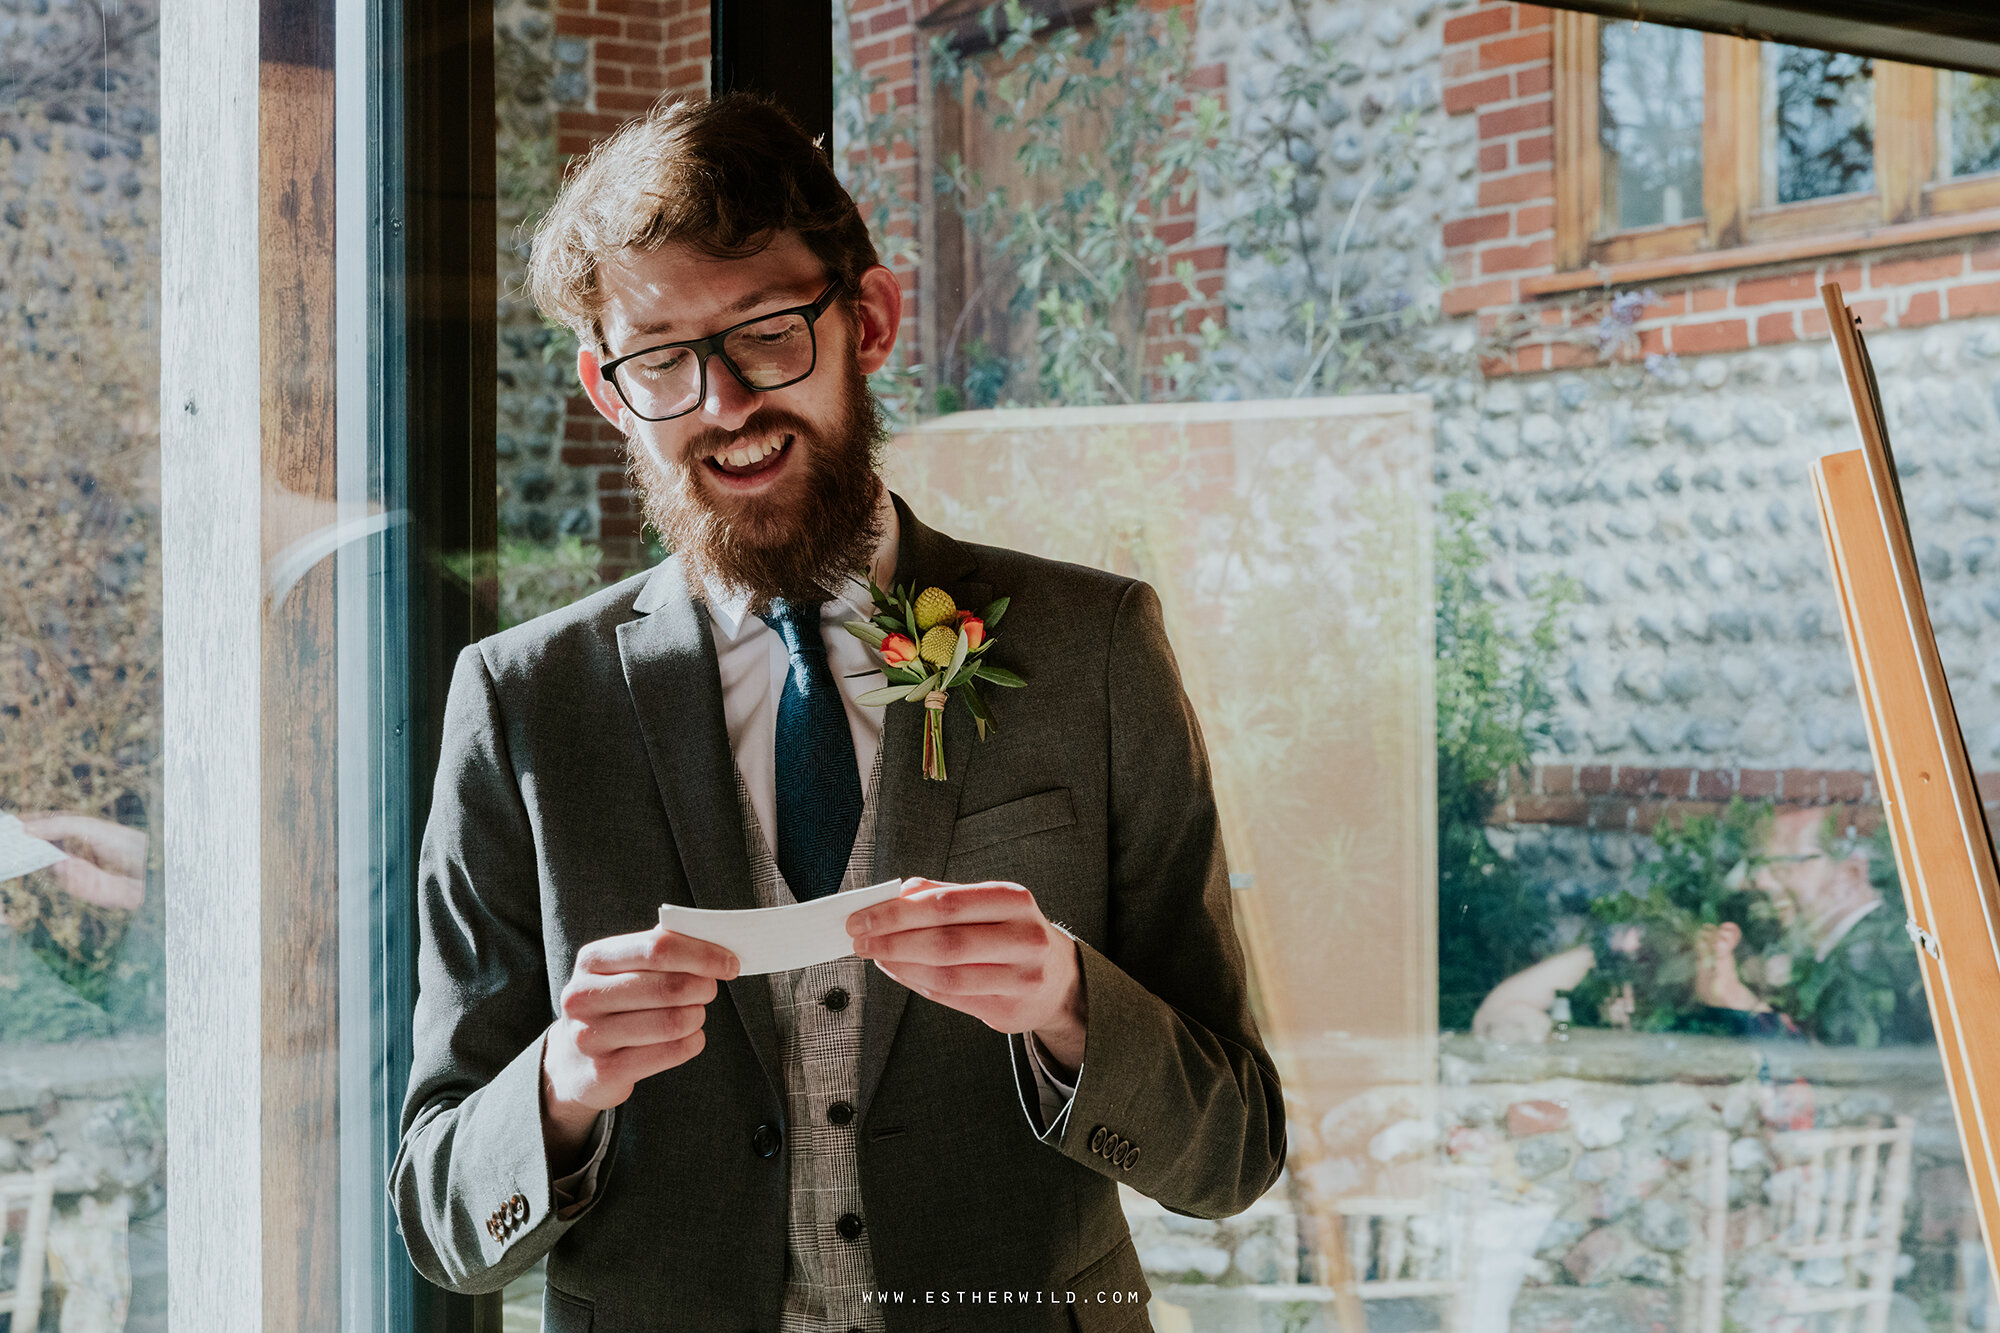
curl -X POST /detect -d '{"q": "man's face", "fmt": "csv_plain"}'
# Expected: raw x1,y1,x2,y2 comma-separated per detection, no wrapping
578,231,904,608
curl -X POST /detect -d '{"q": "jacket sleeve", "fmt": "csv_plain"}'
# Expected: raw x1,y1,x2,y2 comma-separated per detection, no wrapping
388,644,618,1292
1045,579,1288,1217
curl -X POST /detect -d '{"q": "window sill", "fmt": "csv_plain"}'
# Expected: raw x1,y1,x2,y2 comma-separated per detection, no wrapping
1522,206,2000,297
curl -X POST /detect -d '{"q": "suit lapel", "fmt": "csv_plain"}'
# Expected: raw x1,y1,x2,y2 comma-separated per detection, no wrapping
616,556,782,1090
860,495,992,1113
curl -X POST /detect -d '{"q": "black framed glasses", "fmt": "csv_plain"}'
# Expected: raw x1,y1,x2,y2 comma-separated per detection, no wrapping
599,280,846,422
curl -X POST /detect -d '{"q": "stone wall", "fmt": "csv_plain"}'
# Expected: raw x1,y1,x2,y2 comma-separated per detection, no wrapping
1129,1031,1979,1333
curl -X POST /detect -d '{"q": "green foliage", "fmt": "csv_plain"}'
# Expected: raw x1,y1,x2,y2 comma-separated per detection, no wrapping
1436,491,1571,1030
1567,800,1781,1035
469,535,606,630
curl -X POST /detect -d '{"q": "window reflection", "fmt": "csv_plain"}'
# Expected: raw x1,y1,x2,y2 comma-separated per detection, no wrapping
0,4,166,1328
1945,71,2000,179
1599,22,1704,229
1768,45,1875,203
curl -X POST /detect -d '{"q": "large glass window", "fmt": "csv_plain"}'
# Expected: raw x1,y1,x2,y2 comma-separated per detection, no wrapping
1,5,167,1328
1943,70,2000,179
1767,45,1877,203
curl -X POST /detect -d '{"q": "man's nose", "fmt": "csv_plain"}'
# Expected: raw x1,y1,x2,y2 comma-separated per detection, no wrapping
697,357,759,430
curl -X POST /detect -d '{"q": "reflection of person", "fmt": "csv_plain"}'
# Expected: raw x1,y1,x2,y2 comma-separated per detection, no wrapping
17,813,147,912
390,94,1285,1328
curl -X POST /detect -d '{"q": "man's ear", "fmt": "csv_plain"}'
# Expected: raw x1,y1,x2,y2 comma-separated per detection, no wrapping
851,264,904,376
577,342,630,429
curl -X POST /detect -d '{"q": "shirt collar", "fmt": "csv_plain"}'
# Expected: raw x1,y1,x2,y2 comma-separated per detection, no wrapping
699,484,900,643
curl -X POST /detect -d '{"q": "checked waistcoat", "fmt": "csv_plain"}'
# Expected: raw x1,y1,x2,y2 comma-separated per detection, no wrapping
734,746,888,1333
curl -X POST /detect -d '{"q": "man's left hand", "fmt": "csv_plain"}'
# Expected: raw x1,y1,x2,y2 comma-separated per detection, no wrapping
848,878,1086,1075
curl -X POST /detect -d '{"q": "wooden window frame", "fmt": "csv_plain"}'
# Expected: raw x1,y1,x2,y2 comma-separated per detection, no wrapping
1554,12,2000,276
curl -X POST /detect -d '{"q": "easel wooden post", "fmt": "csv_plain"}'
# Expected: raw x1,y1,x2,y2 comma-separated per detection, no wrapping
1811,281,2000,1288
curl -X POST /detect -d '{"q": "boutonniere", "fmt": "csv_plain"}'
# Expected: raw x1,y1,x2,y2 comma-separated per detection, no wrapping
844,580,1026,782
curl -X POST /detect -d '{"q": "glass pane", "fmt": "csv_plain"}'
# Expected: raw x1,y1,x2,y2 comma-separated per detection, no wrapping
1769,44,1875,203
0,5,167,1328
1599,23,1704,229
1945,70,2000,178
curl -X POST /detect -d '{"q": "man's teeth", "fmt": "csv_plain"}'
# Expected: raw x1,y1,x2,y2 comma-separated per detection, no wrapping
719,436,789,468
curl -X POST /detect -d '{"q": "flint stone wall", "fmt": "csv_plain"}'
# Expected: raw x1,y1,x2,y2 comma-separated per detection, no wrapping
1131,1031,1971,1333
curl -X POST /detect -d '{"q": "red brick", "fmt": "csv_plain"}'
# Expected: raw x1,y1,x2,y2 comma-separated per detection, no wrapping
598,470,629,490
1538,764,1575,795
1548,340,1596,369
1513,344,1549,373
598,90,663,112
1441,278,1517,314
1507,1100,1568,1137
1443,7,1512,44
1516,132,1553,165
1480,30,1551,68
1949,280,2000,318
1513,4,1552,26
1444,74,1512,115
1444,46,1480,80
1739,769,1779,799
1823,771,1868,802
1801,305,1831,338
1479,100,1552,139
1900,289,1941,326
1973,245,2000,272
1479,142,1508,173
600,516,645,539
1636,327,1668,358
1657,767,1694,798
1822,261,1864,293
1614,766,1660,796
1516,202,1554,236
1507,795,1589,824
1734,271,1818,306
597,0,665,14
869,6,907,32
564,418,596,442
668,14,706,37
1672,318,1750,355
1443,212,1511,247
1780,769,1825,802
1482,238,1552,273
624,19,663,40
1690,286,1726,312
1579,765,1613,795
561,445,625,467
1869,252,1966,287
599,493,636,515
555,14,621,35
1641,293,1687,320
1695,769,1735,801
1756,310,1797,344
1515,64,1551,97
1478,169,1554,207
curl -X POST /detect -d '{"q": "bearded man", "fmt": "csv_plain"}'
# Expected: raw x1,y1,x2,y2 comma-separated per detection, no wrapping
390,94,1284,1333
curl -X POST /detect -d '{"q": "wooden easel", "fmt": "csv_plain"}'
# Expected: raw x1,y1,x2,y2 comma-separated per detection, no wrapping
1811,281,2000,1287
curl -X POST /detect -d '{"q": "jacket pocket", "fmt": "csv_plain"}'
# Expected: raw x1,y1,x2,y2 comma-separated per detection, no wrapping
544,1282,594,1332
950,788,1077,858
1065,1236,1152,1331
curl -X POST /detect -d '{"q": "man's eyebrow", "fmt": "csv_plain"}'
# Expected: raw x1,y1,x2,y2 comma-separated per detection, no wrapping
623,284,815,341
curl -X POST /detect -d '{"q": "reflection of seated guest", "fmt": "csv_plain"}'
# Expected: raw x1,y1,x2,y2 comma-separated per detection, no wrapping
17,813,147,911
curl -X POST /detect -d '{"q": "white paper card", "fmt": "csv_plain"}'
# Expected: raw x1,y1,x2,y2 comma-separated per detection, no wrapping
658,878,906,975
0,813,65,885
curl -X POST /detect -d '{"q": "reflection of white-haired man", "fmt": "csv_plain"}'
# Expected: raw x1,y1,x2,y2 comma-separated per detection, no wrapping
390,92,1284,1330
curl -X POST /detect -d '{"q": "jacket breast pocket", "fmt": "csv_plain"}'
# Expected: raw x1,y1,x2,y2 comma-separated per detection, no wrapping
949,788,1077,858
544,1283,593,1333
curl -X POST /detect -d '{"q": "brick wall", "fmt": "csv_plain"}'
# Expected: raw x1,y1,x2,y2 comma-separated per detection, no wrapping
554,0,711,576
1439,0,2000,379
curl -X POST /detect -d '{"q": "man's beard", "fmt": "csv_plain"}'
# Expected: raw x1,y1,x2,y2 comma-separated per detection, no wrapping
631,356,887,613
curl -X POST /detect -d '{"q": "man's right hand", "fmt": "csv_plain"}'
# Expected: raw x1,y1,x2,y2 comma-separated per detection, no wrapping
541,927,739,1169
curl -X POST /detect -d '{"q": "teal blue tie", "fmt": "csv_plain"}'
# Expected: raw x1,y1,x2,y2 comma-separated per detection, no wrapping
757,599,863,902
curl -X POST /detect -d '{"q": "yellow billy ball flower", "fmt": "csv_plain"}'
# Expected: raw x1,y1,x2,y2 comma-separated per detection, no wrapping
913,587,958,632
918,624,959,667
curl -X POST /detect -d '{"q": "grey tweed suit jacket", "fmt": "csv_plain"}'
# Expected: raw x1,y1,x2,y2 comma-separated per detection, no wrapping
390,495,1287,1332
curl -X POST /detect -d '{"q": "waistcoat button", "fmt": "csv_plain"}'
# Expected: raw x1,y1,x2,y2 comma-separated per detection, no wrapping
836,1212,864,1241
822,987,850,1011
828,1101,855,1126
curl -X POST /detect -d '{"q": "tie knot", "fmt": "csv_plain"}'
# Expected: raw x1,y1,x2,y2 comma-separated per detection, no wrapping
757,598,826,659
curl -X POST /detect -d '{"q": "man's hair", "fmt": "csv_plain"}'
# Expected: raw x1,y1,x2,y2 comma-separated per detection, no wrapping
527,93,879,348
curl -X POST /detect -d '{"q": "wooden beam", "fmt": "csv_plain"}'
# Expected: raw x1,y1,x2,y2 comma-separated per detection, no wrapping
1552,11,1600,272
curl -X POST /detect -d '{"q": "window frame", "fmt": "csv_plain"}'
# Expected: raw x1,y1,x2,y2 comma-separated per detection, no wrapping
1553,11,2000,275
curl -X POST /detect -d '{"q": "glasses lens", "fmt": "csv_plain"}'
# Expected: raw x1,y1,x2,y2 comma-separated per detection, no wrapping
722,313,814,389
616,345,701,419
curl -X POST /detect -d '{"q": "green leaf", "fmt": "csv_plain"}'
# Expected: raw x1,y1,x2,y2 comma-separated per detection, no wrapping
844,620,888,648
902,671,941,703
975,665,1027,688
981,596,1010,628
961,678,995,741
946,625,971,682
856,684,912,707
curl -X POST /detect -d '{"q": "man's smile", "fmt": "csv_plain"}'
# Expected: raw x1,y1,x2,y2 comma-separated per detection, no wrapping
700,431,796,489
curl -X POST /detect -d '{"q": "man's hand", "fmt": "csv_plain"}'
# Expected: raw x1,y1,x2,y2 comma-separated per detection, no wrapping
848,878,1087,1074
19,813,147,912
542,927,739,1169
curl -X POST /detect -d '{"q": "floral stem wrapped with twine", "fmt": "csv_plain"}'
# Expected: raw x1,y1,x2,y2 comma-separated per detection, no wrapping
844,581,1026,781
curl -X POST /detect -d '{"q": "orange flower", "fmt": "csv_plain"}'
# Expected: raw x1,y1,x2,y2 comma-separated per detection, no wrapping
880,633,919,669
954,612,986,650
